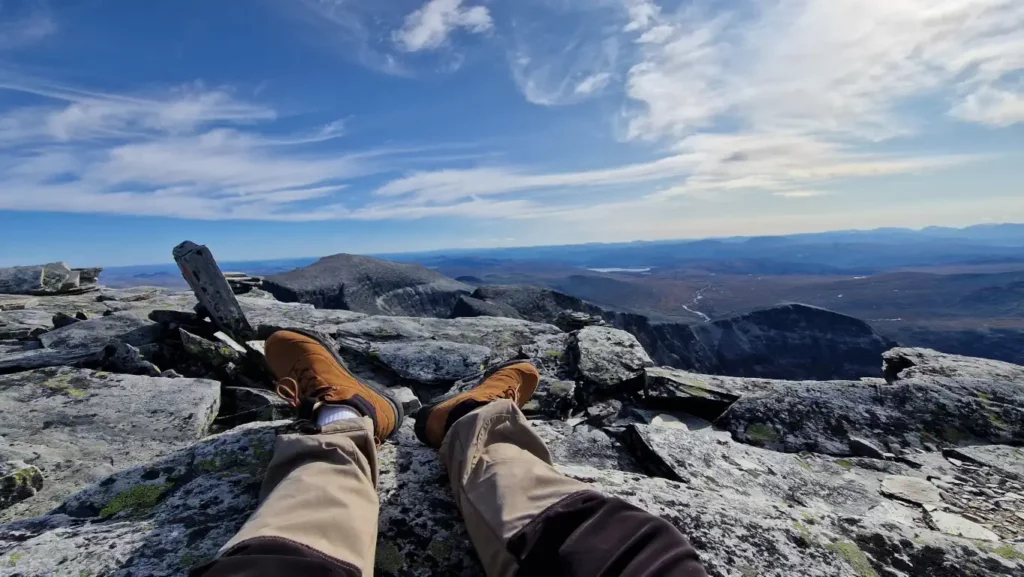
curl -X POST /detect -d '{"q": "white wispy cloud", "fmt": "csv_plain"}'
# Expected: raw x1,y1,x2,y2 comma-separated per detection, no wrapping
574,72,613,95
394,0,493,52
622,0,1024,141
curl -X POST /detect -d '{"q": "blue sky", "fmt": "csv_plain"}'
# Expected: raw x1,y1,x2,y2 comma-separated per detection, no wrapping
0,0,1022,267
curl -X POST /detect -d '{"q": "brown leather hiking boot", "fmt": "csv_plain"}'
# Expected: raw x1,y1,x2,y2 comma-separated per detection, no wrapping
414,360,540,448
266,329,403,442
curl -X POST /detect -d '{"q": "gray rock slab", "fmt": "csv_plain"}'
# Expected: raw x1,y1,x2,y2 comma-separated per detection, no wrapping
334,315,562,354
0,295,38,311
623,424,885,516
927,510,1000,541
572,326,653,390
0,310,53,339
880,475,941,505
370,340,491,384
0,367,220,521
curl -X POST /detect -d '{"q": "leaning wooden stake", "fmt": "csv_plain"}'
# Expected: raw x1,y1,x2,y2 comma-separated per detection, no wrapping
173,241,256,342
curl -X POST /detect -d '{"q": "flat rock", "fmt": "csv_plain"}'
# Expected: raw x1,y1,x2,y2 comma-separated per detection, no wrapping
880,475,941,505
0,295,38,311
572,326,653,390
0,367,220,521
370,340,491,384
0,310,53,339
263,254,472,317
927,510,1000,541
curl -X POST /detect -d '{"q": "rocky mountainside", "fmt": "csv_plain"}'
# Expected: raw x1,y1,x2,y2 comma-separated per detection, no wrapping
459,284,896,380
1,281,1023,576
262,256,896,381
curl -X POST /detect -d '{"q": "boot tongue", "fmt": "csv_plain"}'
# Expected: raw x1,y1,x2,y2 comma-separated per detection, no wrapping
297,397,320,421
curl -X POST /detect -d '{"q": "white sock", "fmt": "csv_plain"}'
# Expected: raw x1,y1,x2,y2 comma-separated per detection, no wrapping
316,405,362,428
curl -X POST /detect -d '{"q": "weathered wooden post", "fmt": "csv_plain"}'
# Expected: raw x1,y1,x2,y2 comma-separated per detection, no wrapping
173,241,256,342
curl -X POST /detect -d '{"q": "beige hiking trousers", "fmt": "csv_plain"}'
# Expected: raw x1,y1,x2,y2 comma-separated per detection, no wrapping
218,400,588,577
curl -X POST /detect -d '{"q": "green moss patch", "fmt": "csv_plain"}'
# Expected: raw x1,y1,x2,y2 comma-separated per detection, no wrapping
100,483,172,517
828,541,878,577
745,423,779,443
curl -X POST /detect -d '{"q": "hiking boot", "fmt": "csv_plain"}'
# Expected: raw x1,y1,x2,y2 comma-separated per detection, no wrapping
266,329,403,442
414,360,540,448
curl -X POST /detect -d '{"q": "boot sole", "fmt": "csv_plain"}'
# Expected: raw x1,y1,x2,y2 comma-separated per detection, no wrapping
413,358,537,447
281,328,405,433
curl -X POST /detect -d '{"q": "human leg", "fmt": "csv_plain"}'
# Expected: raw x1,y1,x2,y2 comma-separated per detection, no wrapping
191,330,404,577
417,362,707,577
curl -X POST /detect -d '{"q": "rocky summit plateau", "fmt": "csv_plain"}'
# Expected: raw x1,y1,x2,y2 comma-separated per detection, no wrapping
1,254,1023,577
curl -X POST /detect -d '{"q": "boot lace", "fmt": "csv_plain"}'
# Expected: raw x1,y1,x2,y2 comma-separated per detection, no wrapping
275,365,333,408
500,384,520,405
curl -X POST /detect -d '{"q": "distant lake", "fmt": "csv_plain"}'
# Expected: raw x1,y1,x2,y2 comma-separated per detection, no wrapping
586,267,653,273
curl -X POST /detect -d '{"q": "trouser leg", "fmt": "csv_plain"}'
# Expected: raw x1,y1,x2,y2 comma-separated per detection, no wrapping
440,400,708,577
191,417,380,577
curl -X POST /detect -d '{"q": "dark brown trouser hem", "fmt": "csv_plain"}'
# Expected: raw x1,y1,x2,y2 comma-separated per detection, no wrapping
507,490,708,577
189,536,360,577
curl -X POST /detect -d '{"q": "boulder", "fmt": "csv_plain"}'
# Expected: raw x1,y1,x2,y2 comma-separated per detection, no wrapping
848,437,886,460
100,341,161,377
571,326,653,390
51,312,81,329
263,254,472,317
0,263,73,295
0,367,220,521
1,461,43,510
